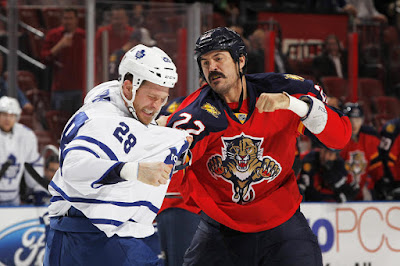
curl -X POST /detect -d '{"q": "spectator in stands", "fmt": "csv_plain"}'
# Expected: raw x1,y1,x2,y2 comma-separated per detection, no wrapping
95,6,134,83
342,0,388,23
108,27,156,80
0,96,46,206
41,8,85,115
312,34,348,83
247,28,292,74
229,25,250,49
0,53,34,114
298,147,358,202
339,102,382,200
375,117,400,200
0,78,34,114
130,3,145,28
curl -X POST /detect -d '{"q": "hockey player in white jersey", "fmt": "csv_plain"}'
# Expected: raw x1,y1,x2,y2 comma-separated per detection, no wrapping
0,96,45,206
44,44,191,266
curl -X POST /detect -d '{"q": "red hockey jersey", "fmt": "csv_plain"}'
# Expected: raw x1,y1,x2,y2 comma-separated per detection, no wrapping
340,126,383,199
167,73,351,232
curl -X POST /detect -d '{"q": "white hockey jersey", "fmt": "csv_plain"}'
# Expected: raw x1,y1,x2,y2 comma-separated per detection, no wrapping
48,81,190,238
0,123,44,203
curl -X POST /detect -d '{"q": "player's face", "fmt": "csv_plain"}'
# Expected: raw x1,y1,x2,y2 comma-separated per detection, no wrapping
320,148,337,164
350,117,363,136
45,162,59,181
0,113,17,132
200,50,242,97
133,82,169,125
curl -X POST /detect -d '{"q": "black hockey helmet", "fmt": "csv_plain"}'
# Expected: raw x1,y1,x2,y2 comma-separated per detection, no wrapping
194,27,247,78
343,102,364,118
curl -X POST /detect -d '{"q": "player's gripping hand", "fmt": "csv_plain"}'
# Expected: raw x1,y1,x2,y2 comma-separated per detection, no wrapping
256,93,289,113
156,115,170,127
121,161,173,186
138,162,173,186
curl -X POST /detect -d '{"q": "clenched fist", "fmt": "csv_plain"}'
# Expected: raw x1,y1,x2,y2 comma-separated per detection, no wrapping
255,93,289,113
138,162,173,186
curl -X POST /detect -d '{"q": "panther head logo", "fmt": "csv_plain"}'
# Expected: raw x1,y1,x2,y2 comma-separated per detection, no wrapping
207,133,282,203
345,150,367,183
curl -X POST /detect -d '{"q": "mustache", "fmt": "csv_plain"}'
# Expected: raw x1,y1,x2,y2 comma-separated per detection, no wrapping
208,71,225,81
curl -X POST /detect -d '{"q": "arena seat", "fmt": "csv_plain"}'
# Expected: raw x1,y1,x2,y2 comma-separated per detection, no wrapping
45,110,71,141
320,76,350,103
34,129,58,153
373,96,400,118
358,78,385,103
4,70,38,92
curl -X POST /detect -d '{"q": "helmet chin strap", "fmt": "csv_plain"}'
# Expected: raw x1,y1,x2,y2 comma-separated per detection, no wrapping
120,85,139,120
231,61,244,113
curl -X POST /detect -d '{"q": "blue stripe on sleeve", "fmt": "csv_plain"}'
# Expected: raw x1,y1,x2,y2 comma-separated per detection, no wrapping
50,196,64,202
60,146,100,174
74,136,118,161
49,181,160,214
63,146,100,159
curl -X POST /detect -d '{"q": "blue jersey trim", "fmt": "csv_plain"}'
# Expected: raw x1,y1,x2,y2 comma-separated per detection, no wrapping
75,136,118,161
50,196,64,202
49,181,160,213
30,154,43,165
90,218,137,226
63,146,100,159
60,146,100,175
90,162,125,188
0,189,17,192
90,218,123,226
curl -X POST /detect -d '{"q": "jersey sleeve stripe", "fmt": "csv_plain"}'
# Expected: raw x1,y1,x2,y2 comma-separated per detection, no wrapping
49,181,160,213
74,136,118,161
50,196,63,202
60,146,100,175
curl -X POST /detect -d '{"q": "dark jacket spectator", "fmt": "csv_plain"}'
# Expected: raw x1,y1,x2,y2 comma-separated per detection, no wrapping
312,34,348,83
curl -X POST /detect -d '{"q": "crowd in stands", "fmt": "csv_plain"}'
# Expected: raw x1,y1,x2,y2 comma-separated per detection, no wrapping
1,0,400,207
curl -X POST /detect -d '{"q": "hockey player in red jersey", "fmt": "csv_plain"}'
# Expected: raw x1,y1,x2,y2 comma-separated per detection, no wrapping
298,146,358,202
339,102,383,200
376,117,400,200
167,27,351,266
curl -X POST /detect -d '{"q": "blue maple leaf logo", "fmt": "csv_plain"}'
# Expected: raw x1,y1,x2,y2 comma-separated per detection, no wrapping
135,50,145,59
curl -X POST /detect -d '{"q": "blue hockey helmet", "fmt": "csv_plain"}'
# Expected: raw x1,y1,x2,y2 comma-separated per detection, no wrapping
343,102,364,118
194,27,247,77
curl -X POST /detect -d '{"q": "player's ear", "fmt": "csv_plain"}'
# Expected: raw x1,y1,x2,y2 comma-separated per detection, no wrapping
238,55,246,73
122,80,133,100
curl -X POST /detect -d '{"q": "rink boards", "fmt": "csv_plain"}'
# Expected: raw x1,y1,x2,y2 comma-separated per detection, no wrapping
0,202,399,266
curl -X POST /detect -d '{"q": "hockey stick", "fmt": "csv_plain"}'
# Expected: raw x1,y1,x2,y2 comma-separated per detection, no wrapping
24,162,50,190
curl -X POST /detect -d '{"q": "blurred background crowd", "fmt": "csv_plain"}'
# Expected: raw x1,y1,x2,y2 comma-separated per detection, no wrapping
1,0,400,205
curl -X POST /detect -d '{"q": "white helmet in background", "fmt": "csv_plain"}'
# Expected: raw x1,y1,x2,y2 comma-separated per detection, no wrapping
0,96,21,120
118,44,178,116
